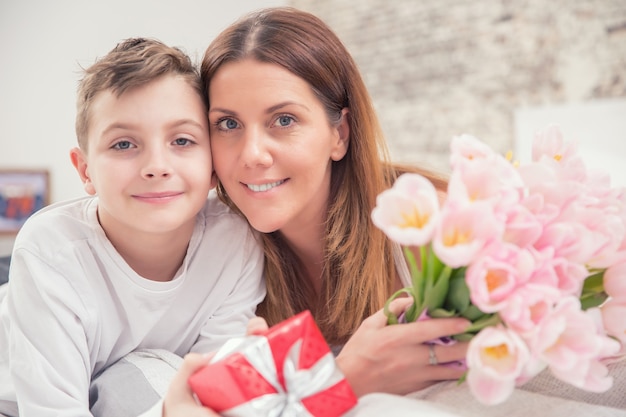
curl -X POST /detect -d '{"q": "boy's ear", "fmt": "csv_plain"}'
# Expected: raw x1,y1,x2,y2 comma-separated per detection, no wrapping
70,147,96,195
330,108,350,162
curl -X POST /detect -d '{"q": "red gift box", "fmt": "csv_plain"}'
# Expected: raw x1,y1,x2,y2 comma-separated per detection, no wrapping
188,310,357,416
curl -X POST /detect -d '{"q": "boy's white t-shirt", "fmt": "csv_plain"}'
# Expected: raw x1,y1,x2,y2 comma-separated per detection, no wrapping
0,192,265,417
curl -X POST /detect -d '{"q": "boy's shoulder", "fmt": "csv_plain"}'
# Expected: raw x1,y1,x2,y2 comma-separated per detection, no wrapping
15,196,97,244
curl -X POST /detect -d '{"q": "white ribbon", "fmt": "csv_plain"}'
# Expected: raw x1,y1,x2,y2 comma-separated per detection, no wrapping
212,335,345,416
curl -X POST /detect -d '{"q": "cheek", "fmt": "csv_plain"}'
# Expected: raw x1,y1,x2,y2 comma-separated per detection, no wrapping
210,143,232,174
212,154,232,180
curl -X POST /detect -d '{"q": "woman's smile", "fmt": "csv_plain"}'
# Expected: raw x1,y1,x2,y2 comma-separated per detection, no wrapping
209,59,348,234
245,179,286,193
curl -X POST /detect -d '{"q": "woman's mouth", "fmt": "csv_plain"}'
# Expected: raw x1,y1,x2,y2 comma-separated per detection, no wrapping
245,179,286,192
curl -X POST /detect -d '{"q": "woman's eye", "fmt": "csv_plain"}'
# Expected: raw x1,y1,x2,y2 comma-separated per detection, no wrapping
112,141,134,150
217,118,239,130
173,137,192,146
274,115,294,127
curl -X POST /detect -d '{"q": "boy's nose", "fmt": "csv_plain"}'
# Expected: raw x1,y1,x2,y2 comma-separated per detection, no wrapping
141,149,172,178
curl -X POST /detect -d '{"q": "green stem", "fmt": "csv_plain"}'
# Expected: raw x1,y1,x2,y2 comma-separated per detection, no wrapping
404,247,424,306
384,288,418,324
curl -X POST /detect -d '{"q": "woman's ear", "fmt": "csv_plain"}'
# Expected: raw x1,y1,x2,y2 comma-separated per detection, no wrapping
330,108,350,162
70,147,96,195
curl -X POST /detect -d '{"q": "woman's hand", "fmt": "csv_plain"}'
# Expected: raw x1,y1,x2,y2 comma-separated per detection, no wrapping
335,297,471,397
162,316,270,417
246,316,269,335
162,352,220,417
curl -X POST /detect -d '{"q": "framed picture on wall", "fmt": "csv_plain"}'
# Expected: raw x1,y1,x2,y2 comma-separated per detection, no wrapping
0,169,50,235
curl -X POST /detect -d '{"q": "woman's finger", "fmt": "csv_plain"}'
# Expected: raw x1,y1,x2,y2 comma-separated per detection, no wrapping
168,353,213,401
361,297,415,328
393,317,471,345
426,341,469,365
162,353,219,417
246,316,269,335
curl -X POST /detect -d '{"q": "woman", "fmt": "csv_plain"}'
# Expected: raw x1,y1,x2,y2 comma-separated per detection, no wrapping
200,5,468,397
159,7,625,417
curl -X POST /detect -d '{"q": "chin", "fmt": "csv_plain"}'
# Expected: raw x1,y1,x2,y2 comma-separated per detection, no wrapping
247,217,282,234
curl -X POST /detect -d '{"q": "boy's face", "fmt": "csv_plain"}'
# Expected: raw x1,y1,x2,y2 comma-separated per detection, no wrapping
70,75,214,238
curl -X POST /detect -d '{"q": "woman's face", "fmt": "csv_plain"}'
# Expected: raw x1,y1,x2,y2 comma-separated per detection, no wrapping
208,59,349,236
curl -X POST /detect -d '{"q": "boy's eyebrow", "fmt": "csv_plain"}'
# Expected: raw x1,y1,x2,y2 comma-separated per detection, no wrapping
102,119,206,135
167,118,206,130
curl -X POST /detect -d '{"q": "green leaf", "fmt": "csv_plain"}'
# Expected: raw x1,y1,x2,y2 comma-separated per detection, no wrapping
580,291,608,310
452,332,476,342
580,269,608,310
457,371,468,385
427,246,444,281
429,308,458,318
425,266,452,312
460,304,484,321
445,269,470,313
465,313,501,333
582,270,605,293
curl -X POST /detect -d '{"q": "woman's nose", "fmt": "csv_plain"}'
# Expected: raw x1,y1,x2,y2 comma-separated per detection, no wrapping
240,128,273,168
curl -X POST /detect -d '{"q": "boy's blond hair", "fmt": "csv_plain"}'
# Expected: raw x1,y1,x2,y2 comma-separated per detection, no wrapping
75,37,204,151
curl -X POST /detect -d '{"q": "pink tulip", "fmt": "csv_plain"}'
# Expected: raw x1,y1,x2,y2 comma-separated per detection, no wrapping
601,298,626,345
371,173,440,247
531,125,588,183
466,326,530,405
450,134,498,168
602,261,626,300
538,254,588,297
534,221,598,265
446,160,522,213
432,201,503,268
371,127,625,405
498,283,561,335
465,243,535,313
501,204,543,248
528,297,621,391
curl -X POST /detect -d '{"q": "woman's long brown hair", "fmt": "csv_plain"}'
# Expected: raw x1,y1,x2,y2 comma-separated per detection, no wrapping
201,7,447,345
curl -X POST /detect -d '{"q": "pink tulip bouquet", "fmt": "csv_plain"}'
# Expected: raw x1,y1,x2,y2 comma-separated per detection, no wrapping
371,125,626,405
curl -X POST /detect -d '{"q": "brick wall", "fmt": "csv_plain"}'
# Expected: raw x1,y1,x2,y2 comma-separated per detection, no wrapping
288,0,626,173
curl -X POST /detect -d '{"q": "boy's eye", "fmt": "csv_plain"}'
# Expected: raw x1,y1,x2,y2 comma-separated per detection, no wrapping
112,140,134,150
173,138,192,146
274,115,294,127
216,118,239,130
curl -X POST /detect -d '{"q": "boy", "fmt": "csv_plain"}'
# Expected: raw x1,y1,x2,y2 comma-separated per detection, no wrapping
0,38,265,417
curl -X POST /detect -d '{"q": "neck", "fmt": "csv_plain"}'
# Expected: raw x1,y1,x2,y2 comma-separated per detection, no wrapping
104,224,194,282
280,223,325,294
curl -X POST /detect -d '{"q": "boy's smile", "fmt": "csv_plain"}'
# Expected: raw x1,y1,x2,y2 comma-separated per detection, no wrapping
71,74,213,244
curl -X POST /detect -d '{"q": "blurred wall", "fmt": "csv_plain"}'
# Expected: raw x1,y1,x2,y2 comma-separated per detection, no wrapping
291,0,626,174
0,0,286,254
2,1,626,254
